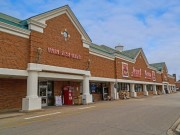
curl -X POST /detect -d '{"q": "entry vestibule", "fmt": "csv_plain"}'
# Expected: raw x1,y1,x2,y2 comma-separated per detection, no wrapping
22,64,93,111
90,82,110,102
38,81,54,107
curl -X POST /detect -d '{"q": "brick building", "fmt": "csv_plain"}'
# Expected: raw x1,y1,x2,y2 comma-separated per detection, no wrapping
175,80,180,91
0,5,176,111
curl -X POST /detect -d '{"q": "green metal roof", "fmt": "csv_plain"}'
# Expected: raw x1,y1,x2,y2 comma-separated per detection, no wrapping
150,62,165,71
90,43,114,56
100,45,116,54
120,48,141,59
90,44,142,60
0,12,29,30
0,13,21,23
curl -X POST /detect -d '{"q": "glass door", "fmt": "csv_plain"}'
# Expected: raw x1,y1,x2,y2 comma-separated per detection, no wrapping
39,85,48,107
102,87,108,100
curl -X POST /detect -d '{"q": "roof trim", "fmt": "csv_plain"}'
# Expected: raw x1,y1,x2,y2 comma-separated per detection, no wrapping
134,49,149,66
0,21,30,38
168,74,175,79
28,5,91,42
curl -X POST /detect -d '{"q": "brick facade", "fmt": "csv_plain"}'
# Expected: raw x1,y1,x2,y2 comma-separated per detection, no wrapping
116,52,163,83
0,32,29,70
0,79,26,111
90,54,115,78
0,6,176,111
29,14,89,70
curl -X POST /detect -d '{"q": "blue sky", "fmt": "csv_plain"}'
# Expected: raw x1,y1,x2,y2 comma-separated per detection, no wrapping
1,0,180,80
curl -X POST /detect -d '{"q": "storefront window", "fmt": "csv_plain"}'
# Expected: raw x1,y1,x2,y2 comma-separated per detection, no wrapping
90,82,108,94
135,84,143,92
119,83,130,91
147,85,153,91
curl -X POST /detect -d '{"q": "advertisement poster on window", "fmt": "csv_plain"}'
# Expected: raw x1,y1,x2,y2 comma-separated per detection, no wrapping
122,62,129,77
152,71,156,81
55,96,62,106
90,83,96,93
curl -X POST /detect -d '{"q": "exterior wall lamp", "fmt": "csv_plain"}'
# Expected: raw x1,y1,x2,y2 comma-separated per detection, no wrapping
36,47,43,63
86,59,91,71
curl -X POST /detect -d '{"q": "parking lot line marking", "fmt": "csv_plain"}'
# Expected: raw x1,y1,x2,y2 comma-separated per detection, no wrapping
24,112,61,120
78,106,96,110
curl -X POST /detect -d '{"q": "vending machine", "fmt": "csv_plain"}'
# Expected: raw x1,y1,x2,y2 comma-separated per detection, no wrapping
63,86,73,105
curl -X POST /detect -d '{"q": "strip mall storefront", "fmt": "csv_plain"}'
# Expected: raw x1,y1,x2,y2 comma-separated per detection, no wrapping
0,5,176,112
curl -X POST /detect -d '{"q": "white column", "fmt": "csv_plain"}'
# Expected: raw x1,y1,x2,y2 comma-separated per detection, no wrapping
22,71,41,111
110,82,117,100
162,85,165,94
143,84,148,96
27,71,38,98
174,86,177,92
130,84,137,97
153,85,157,95
82,75,92,104
170,86,172,93
167,85,170,94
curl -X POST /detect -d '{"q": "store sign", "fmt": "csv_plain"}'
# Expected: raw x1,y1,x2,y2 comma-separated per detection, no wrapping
152,71,156,81
47,47,82,59
122,62,129,77
145,70,152,80
131,67,141,77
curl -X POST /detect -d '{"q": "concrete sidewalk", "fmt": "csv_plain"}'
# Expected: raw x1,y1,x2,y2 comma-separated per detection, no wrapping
0,112,25,119
0,95,159,119
0,99,122,119
0,93,176,120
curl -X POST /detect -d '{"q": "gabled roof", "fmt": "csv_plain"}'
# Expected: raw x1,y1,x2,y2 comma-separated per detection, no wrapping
90,44,143,61
120,48,141,59
150,62,166,71
28,5,91,42
0,5,91,42
90,43,114,56
100,45,116,54
176,80,180,83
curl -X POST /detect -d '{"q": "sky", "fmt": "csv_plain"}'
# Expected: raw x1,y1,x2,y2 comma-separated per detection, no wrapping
1,0,180,80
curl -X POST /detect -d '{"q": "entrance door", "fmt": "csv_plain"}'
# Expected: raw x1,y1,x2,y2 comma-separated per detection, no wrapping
102,87,108,100
39,85,48,107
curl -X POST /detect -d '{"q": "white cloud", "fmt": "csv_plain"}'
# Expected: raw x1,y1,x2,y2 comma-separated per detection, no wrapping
0,0,180,79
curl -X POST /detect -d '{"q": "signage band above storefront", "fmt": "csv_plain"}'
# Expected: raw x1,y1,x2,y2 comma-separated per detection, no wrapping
47,47,82,59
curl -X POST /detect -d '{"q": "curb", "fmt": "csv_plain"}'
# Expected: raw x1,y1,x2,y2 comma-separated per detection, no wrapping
167,116,180,135
175,123,180,133
0,113,24,119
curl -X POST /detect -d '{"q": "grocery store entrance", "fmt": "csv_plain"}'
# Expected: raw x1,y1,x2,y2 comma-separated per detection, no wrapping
38,81,54,107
